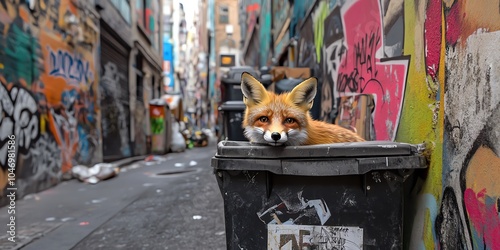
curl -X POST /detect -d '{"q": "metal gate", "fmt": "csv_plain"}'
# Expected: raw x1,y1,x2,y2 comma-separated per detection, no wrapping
100,24,132,160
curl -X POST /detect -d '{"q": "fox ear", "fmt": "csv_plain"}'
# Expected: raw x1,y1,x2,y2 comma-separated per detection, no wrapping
241,72,269,106
287,77,317,110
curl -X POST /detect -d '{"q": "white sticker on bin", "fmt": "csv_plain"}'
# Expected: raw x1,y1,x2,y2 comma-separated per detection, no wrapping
267,224,363,250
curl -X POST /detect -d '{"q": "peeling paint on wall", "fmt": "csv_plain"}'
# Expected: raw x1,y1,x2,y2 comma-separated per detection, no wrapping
284,0,500,248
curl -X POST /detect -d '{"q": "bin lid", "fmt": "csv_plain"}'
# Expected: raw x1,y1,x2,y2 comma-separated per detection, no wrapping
275,78,304,93
222,67,259,83
162,94,182,110
218,101,246,111
212,141,427,176
149,98,168,107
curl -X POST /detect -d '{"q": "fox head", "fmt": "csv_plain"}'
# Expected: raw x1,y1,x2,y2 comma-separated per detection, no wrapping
240,72,317,146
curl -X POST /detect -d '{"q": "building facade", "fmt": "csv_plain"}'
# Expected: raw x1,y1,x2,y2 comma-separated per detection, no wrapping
96,0,163,160
204,0,241,132
162,0,210,130
0,0,100,202
214,0,241,73
0,0,163,204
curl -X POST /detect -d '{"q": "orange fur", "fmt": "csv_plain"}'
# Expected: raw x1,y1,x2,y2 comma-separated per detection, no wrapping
304,120,365,144
241,72,364,146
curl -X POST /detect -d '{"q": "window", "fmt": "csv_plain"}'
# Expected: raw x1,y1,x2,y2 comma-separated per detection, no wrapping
138,0,160,49
220,54,236,67
151,75,156,98
137,74,144,103
136,0,144,27
219,5,229,24
157,76,162,97
111,0,131,24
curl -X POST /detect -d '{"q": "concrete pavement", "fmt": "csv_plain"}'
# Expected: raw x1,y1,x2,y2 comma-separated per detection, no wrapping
0,143,226,250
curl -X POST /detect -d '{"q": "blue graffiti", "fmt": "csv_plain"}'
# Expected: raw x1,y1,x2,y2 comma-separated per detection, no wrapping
87,103,96,123
48,48,93,85
77,125,91,163
61,89,78,109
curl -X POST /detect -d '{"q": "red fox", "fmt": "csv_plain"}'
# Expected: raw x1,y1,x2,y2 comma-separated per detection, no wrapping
240,72,365,146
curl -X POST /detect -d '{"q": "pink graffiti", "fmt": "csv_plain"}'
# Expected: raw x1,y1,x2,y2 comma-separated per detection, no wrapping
336,0,409,141
464,188,500,249
445,2,461,46
424,0,442,81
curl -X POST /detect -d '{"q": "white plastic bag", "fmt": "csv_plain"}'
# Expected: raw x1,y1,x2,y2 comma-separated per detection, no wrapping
170,121,186,152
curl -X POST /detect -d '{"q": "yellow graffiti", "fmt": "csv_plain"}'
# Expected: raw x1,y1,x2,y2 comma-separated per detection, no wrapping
465,145,500,195
312,0,328,63
398,2,447,248
399,0,445,195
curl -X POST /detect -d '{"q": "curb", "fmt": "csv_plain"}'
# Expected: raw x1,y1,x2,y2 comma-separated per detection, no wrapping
110,156,147,169
92,134,219,170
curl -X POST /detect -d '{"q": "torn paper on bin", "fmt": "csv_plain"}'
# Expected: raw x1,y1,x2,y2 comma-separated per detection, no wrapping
267,224,363,250
257,197,331,226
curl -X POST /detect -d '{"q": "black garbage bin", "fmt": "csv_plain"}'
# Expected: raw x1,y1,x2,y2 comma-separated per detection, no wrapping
211,141,427,249
221,66,259,102
275,78,322,120
274,78,303,94
218,101,247,141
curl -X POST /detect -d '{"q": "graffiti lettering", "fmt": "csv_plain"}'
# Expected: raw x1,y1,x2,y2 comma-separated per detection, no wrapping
51,107,78,170
33,79,99,169
13,87,39,150
0,84,39,167
337,31,381,94
28,133,62,181
0,0,102,202
355,32,379,78
333,0,409,141
14,132,62,200
48,49,93,85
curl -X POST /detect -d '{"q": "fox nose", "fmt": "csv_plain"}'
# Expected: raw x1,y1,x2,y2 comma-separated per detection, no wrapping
271,132,281,141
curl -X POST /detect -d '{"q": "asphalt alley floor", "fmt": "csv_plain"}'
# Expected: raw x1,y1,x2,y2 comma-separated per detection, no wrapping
0,143,226,250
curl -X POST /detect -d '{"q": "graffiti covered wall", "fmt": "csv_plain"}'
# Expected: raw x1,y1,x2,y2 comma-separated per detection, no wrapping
258,0,271,67
0,1,100,201
433,1,500,248
292,0,500,248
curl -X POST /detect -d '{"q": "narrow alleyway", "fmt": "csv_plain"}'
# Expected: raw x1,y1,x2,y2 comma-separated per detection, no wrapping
0,144,225,250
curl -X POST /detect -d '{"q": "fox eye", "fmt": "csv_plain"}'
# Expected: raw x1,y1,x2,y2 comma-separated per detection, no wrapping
284,118,296,124
258,116,269,123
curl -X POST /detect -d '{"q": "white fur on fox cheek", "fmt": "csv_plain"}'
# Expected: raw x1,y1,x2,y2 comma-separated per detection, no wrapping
285,129,308,146
244,126,267,143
